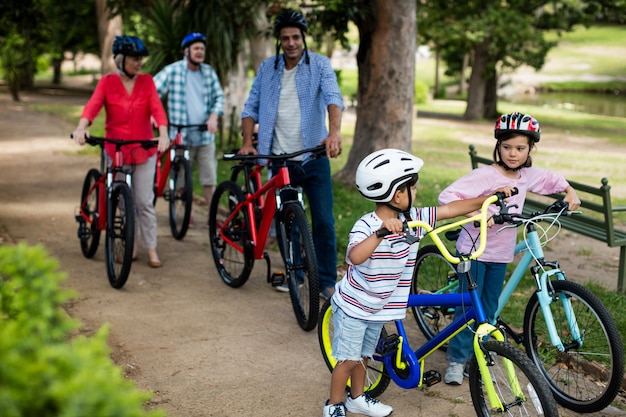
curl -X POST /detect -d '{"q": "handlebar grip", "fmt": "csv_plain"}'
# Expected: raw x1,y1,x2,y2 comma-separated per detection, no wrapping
375,228,393,238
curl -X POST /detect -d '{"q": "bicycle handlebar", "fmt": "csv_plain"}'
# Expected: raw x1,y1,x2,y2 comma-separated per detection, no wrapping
70,134,158,149
222,144,327,163
380,191,511,265
492,199,579,226
169,124,208,133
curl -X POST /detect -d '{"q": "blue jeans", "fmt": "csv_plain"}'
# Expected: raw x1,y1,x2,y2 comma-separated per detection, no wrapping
280,157,337,291
446,260,507,364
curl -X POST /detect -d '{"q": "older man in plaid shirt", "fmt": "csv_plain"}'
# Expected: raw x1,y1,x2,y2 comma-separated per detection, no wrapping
154,32,224,225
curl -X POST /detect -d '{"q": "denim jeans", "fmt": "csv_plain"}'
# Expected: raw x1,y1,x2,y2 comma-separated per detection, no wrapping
279,156,337,291
446,259,507,364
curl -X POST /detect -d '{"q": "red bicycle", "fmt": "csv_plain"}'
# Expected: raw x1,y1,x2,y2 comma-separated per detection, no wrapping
75,135,157,289
153,124,206,240
209,145,326,331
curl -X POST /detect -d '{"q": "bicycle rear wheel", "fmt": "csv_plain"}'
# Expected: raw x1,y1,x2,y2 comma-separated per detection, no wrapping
410,245,458,348
208,180,254,287
523,279,624,413
277,203,319,331
168,156,192,240
469,340,559,417
318,299,391,397
79,168,102,258
105,184,135,289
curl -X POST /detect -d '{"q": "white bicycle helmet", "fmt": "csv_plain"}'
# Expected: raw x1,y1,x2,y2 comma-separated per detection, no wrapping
356,149,424,202
494,112,541,142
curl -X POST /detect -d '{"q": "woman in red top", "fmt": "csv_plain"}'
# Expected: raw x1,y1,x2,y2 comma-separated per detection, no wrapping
72,36,169,268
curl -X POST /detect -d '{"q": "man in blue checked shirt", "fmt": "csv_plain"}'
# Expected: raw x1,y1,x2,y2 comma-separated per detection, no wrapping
154,32,225,225
239,10,345,299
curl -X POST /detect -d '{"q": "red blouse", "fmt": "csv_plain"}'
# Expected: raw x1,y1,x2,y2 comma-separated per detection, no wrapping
81,73,168,164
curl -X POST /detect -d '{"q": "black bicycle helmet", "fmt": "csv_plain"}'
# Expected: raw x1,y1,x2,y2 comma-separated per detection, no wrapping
181,32,206,49
112,36,149,57
273,10,310,68
494,112,541,143
273,10,308,37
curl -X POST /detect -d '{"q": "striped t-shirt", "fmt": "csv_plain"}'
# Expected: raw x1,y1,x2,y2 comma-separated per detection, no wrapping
333,206,437,322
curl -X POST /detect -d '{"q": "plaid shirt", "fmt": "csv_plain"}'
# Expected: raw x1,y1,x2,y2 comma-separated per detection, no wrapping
241,52,344,160
154,59,224,145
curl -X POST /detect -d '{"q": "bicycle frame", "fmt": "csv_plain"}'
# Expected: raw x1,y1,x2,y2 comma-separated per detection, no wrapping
227,163,303,260
494,220,581,352
377,196,524,411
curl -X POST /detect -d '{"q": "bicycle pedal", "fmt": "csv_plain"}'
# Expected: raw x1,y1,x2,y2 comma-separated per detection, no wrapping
270,271,285,287
163,190,171,201
376,334,400,356
423,370,441,387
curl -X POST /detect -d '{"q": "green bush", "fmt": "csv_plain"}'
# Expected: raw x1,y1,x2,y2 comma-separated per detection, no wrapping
0,243,166,417
414,80,429,104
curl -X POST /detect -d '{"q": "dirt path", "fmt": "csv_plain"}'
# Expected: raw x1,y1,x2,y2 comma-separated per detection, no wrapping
1,90,625,417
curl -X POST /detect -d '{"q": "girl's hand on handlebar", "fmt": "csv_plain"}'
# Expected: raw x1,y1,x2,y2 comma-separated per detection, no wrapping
494,186,517,198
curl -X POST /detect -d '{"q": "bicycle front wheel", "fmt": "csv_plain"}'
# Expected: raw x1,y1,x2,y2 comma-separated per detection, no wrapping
523,279,624,412
469,340,559,417
208,181,254,288
168,156,193,240
79,168,102,258
318,299,391,397
105,184,135,289
278,203,319,331
410,245,458,348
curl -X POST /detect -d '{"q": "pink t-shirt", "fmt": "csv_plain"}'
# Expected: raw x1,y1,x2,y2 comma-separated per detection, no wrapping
81,73,167,164
438,164,570,263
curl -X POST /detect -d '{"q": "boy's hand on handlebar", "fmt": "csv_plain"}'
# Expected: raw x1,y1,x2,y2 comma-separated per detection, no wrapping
379,218,403,235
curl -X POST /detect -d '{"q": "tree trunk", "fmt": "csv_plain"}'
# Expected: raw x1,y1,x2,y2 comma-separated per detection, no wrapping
483,67,499,120
335,0,416,185
463,39,490,120
52,58,62,85
96,0,122,75
459,52,469,96
249,5,273,73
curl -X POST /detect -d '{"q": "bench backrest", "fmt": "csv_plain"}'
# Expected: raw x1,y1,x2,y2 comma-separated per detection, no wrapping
468,144,626,247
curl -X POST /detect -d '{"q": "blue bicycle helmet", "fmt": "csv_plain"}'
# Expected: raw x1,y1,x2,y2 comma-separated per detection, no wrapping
112,36,149,57
181,32,206,49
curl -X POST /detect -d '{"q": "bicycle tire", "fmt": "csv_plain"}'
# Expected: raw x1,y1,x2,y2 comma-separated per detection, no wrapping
318,299,391,397
469,340,559,417
105,184,135,289
523,279,624,412
79,168,102,258
168,156,193,240
278,203,319,331
410,245,458,349
208,180,254,288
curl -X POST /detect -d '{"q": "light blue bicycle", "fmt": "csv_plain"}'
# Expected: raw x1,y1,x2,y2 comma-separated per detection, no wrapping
411,199,624,413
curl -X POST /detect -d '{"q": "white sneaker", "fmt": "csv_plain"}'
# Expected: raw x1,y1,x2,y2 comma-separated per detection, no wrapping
323,401,346,417
345,394,392,417
444,362,465,385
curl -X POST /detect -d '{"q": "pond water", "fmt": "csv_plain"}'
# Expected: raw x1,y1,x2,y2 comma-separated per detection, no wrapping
507,91,626,118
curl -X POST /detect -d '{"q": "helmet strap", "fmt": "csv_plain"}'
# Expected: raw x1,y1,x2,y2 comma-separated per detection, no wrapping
118,56,135,79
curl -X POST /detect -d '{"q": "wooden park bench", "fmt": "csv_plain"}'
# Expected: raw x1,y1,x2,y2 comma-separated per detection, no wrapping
468,144,626,292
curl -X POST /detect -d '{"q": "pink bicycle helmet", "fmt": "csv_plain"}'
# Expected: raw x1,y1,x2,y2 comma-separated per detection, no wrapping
356,149,423,203
494,112,541,142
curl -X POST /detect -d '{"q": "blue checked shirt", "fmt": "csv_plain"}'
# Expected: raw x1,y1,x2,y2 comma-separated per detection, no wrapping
154,59,224,145
241,52,344,160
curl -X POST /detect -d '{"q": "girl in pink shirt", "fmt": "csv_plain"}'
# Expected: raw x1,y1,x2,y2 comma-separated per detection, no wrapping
439,112,581,385
72,36,169,268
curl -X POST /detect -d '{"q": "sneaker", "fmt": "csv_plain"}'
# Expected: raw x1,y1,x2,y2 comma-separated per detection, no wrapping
320,286,334,300
463,362,470,378
323,401,346,417
275,282,289,293
345,394,392,417
444,362,464,385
